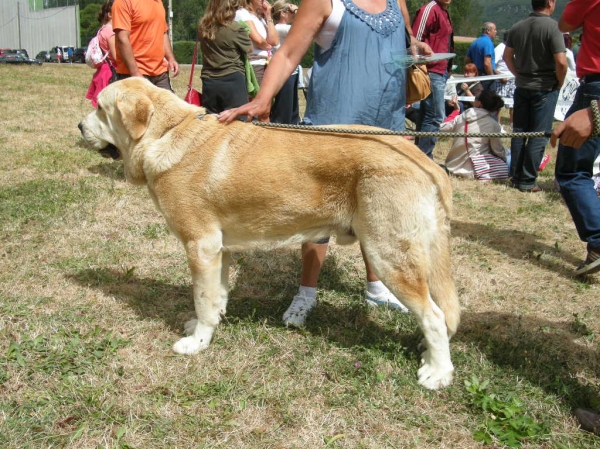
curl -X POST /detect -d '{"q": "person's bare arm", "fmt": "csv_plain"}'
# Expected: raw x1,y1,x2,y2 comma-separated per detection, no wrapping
163,32,179,77
558,16,579,33
398,0,412,39
115,29,142,76
398,0,431,55
554,51,567,90
261,0,279,47
219,0,331,122
483,56,493,75
108,34,117,62
245,20,272,50
502,46,517,76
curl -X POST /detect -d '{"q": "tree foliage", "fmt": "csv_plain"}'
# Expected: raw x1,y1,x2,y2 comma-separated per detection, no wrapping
73,0,482,45
80,3,103,45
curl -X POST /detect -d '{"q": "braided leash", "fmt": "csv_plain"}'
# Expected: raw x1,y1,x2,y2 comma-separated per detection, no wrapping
591,99,600,139
252,121,551,139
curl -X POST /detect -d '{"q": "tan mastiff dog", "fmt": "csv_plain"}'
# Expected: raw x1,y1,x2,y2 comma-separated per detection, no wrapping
79,78,460,389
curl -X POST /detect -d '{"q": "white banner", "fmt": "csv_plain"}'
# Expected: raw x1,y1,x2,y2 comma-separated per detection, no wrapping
445,73,578,122
554,71,579,121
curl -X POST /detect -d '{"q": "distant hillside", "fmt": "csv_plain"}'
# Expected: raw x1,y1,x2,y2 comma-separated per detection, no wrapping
477,0,569,33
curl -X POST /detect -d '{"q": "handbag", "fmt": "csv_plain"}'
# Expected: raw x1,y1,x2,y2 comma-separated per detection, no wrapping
185,37,202,106
464,121,509,181
406,64,431,104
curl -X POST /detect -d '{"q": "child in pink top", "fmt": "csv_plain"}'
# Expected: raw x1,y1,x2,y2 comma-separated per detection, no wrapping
86,1,117,108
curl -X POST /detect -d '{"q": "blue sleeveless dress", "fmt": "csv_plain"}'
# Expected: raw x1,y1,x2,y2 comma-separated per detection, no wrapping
304,0,406,130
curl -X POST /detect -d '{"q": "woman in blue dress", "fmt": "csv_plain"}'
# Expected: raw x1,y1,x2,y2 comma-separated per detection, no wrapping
219,0,431,327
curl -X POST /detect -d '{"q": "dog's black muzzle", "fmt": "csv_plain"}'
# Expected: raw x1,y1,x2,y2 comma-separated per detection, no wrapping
99,144,121,160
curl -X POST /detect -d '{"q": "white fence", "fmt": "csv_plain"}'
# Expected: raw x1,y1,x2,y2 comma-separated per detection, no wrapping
0,1,78,57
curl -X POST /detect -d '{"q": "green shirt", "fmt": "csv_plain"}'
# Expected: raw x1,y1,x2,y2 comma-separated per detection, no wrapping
200,22,251,79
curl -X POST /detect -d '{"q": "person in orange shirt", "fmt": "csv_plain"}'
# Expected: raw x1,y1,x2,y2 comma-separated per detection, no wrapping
112,0,179,91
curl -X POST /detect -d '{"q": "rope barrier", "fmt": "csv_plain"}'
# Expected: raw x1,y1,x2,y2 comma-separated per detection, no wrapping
252,121,552,139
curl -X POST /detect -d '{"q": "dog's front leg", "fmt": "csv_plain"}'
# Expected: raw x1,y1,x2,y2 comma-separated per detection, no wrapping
173,235,226,355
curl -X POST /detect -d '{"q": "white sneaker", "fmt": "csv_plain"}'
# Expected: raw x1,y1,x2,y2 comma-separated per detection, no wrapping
365,290,410,313
283,292,317,327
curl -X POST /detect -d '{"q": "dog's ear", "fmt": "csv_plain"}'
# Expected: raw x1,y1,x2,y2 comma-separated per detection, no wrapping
116,91,154,141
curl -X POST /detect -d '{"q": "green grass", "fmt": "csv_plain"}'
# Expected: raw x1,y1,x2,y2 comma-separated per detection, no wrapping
0,64,598,448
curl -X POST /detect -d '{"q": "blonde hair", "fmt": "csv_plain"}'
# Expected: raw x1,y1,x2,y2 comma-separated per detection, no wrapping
242,0,257,14
199,0,244,40
272,0,288,22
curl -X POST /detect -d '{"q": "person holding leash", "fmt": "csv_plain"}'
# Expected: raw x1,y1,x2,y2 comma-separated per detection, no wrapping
219,0,430,327
546,2,600,435
554,0,600,279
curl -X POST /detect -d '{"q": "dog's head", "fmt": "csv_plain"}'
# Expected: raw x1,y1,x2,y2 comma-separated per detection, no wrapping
78,77,200,184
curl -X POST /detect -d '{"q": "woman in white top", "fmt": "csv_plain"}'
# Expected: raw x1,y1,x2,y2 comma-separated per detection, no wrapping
442,90,509,180
235,0,279,85
269,1,299,124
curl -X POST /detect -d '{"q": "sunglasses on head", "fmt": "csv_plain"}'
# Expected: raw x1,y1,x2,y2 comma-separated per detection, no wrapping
286,8,297,14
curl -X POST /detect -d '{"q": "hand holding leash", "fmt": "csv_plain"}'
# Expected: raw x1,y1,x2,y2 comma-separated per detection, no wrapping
551,103,597,148
218,97,271,123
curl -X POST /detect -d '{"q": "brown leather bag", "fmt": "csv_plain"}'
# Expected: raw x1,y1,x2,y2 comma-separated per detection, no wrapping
406,64,431,104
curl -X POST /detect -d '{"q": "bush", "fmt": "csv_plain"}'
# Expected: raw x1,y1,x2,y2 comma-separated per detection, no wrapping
300,43,314,70
452,41,471,73
173,41,199,65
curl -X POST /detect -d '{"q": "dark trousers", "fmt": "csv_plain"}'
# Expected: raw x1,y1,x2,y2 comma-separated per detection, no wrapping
116,71,173,92
270,72,300,125
510,87,559,189
201,72,249,114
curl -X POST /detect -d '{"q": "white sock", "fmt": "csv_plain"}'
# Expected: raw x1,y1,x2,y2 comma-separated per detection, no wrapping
298,286,317,299
367,281,388,296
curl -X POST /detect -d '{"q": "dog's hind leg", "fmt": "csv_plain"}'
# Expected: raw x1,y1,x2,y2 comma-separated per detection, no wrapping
382,268,454,390
173,235,228,355
359,231,455,389
427,228,460,339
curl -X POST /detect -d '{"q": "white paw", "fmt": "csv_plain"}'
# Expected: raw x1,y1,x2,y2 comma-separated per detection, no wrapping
172,336,209,355
184,318,198,336
417,349,454,390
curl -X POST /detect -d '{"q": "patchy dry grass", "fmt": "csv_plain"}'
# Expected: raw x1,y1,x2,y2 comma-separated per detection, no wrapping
0,64,598,448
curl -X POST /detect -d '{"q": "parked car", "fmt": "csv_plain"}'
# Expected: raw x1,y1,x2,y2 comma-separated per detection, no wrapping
0,54,42,65
0,48,13,57
12,49,29,58
36,51,51,62
48,46,75,63
71,48,86,63
21,54,42,65
48,48,61,63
